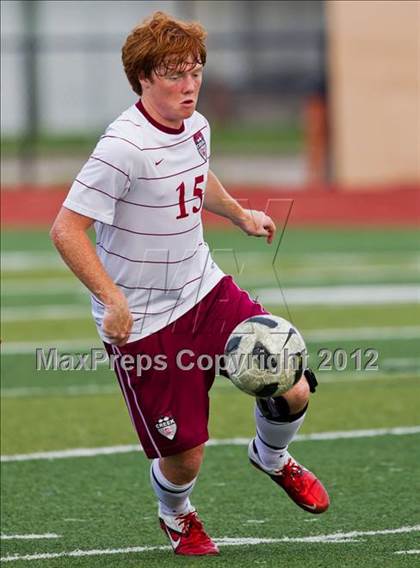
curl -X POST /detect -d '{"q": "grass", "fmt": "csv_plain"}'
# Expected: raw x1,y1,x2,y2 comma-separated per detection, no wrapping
2,367,419,455
0,123,303,157
2,437,420,567
1,226,419,566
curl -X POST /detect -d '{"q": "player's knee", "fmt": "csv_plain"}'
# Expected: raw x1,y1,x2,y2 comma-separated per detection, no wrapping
160,444,204,484
173,446,204,481
282,374,310,414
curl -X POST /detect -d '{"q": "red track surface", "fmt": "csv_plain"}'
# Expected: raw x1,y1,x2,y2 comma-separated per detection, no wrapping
1,185,419,228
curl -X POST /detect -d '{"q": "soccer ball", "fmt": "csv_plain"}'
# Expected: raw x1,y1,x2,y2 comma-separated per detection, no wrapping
223,315,307,398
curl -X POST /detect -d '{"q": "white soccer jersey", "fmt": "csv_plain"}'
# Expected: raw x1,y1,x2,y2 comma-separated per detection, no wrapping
64,101,224,342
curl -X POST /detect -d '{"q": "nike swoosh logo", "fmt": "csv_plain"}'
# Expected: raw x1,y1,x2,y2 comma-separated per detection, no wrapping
166,527,181,549
155,158,164,166
301,503,317,511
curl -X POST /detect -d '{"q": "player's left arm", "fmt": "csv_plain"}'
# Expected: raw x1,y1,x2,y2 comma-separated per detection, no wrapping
203,169,276,244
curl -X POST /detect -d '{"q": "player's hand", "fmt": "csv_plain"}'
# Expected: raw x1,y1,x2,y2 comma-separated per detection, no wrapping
102,294,133,346
234,209,276,244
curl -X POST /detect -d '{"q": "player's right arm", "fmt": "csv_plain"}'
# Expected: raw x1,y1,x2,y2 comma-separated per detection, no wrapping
204,170,276,244
50,207,133,346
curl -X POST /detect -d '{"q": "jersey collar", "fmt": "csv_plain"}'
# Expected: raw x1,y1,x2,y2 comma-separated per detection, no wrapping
136,99,185,135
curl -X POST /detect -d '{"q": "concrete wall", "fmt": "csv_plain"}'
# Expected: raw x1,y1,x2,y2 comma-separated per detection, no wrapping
327,0,420,187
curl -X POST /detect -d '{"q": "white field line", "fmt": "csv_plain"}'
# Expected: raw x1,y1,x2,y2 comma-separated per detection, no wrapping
2,426,419,463
1,526,419,562
0,274,408,296
1,340,102,355
1,252,66,271
2,286,420,323
238,252,420,276
305,325,420,341
1,385,119,398
3,250,418,270
0,445,142,463
219,525,420,544
2,279,85,295
1,534,60,541
381,357,420,368
257,284,420,306
2,325,420,355
3,268,420,294
270,265,420,277
236,250,420,263
2,306,90,322
394,550,420,555
317,371,418,385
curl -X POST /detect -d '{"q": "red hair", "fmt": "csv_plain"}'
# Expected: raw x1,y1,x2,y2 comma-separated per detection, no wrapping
122,11,207,96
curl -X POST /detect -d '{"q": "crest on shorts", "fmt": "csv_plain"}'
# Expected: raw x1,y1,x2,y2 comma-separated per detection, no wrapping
193,130,207,161
155,415,177,440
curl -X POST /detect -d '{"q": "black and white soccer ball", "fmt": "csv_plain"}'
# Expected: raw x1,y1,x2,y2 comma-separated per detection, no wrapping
224,315,307,398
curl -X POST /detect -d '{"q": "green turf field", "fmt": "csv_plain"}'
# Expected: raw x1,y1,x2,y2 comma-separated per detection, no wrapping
1,227,419,566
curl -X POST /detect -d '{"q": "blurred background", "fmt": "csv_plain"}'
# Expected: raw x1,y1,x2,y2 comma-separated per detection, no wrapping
2,0,326,187
2,0,418,192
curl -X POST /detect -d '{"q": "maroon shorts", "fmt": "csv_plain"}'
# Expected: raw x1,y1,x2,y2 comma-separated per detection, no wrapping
104,276,268,458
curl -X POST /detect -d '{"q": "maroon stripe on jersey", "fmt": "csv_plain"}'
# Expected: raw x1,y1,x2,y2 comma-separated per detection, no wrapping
120,196,199,209
132,301,184,317
75,178,119,200
110,221,201,237
103,125,208,151
141,125,208,151
100,135,143,152
96,242,201,264
116,275,203,292
75,178,198,209
75,179,198,209
136,160,207,181
90,156,130,178
115,118,144,128
136,99,185,134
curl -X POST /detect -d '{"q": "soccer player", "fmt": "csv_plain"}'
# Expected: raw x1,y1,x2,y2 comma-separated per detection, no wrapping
50,12,329,556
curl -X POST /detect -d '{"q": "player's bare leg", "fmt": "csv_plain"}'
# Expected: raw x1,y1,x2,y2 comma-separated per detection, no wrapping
282,371,311,413
249,370,330,513
160,445,204,484
150,444,219,555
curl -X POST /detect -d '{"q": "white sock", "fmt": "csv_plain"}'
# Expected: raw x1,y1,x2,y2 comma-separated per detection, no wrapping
150,458,196,516
254,403,306,470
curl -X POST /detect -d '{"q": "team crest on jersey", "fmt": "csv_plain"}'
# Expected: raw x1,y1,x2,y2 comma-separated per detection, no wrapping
155,416,177,440
193,131,207,161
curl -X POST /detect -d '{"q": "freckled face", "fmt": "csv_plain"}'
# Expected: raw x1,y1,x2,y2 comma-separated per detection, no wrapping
139,60,203,129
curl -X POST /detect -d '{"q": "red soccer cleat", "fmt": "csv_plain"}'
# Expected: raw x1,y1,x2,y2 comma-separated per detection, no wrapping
159,509,219,556
248,440,330,514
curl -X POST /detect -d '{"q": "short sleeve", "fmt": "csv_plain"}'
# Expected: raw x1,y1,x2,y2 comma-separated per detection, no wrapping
63,136,136,224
